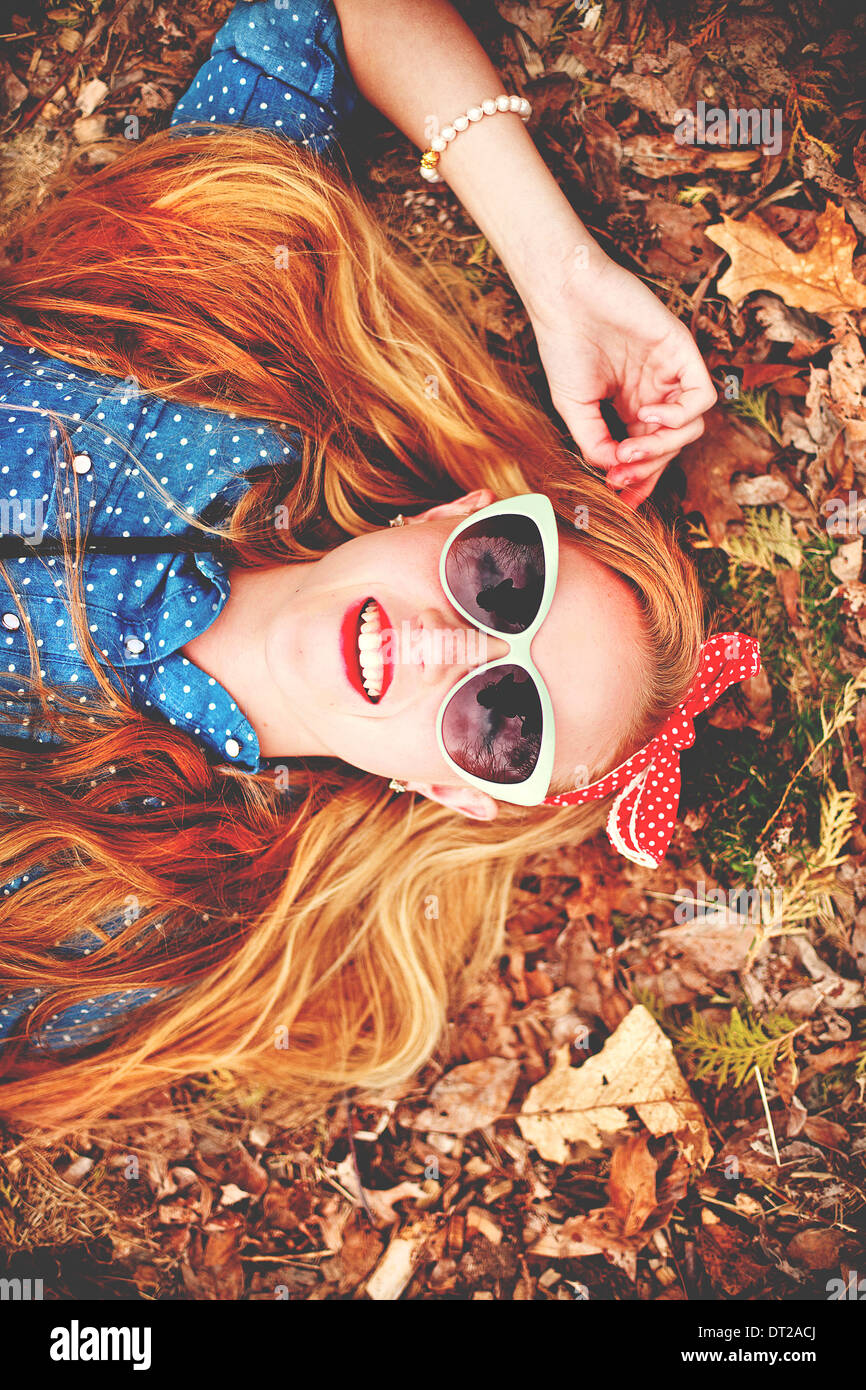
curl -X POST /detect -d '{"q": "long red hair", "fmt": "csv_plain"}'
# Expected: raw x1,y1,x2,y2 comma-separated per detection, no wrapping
0,126,705,1135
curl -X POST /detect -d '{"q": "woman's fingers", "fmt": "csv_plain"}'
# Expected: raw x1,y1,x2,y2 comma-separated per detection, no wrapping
553,396,623,470
611,464,666,509
612,415,705,469
635,360,716,431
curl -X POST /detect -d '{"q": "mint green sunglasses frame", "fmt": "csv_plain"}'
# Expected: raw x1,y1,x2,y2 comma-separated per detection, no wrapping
434,492,559,807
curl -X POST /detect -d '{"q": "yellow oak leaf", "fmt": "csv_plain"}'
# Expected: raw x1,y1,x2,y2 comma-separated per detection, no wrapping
517,1004,712,1168
706,201,866,314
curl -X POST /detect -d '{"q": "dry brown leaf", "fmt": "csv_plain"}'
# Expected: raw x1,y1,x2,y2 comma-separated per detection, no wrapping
365,1217,438,1300
610,71,682,126
622,133,759,179
729,473,791,507
75,78,109,118
697,1219,770,1295
337,1216,384,1294
787,1227,852,1270
334,1156,428,1225
643,198,718,285
607,1133,658,1238
706,202,866,314
830,537,863,583
750,293,829,348
827,330,866,428
678,406,777,544
181,1214,244,1301
802,1114,849,1150
657,908,758,979
776,567,802,624
496,1,556,49
517,1004,713,1168
411,1057,519,1135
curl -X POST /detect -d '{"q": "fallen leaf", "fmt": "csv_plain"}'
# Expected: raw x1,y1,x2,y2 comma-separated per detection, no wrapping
643,197,718,285
497,1,556,49
729,473,791,507
776,567,802,624
830,537,863,583
580,109,623,204
827,330,866,429
411,1058,519,1135
337,1216,384,1294
72,115,108,143
750,292,829,347
610,71,682,126
517,1004,713,1167
75,78,109,118
706,201,866,314
622,133,759,179
365,1217,437,1300
657,908,758,978
607,1133,658,1237
787,1227,853,1270
698,1219,770,1295
678,406,777,544
1,61,29,114
181,1214,244,1300
802,1114,849,1149
334,1155,428,1225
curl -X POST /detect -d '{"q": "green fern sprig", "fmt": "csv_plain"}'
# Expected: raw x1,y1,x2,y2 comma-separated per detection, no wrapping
687,506,802,574
673,1006,803,1089
726,387,783,444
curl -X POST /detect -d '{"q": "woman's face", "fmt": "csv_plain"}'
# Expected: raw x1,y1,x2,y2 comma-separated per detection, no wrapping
207,490,648,820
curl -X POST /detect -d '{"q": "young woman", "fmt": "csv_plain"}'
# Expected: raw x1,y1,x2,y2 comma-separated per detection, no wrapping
0,0,754,1132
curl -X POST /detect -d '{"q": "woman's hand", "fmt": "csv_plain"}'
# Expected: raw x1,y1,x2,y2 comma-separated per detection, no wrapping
331,0,716,507
525,250,716,507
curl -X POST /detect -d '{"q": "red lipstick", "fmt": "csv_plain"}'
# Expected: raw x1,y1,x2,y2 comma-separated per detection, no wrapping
340,597,395,702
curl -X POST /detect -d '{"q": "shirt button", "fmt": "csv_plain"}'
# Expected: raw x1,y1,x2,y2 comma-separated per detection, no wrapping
1,613,20,631
72,453,93,475
225,737,241,758
124,637,146,655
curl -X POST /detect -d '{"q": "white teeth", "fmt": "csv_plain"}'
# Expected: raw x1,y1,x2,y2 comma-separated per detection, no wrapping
358,601,385,697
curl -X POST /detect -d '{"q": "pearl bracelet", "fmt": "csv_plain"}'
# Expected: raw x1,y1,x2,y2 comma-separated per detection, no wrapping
419,95,532,183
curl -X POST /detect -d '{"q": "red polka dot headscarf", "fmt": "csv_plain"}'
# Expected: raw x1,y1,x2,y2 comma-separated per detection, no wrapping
543,631,761,869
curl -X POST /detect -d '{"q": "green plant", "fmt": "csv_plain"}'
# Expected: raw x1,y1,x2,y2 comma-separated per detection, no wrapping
673,1006,804,1089
725,387,783,444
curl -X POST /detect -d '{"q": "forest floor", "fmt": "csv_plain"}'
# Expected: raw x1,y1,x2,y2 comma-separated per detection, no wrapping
1,0,865,1302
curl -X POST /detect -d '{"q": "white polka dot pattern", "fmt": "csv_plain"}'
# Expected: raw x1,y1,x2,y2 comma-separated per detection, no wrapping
544,632,761,869
168,0,358,158
0,0,362,1055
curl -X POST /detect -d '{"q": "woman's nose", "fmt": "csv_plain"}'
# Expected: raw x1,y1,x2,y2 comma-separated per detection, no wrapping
412,607,509,686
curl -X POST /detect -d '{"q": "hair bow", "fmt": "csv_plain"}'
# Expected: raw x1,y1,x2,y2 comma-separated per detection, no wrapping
543,631,761,869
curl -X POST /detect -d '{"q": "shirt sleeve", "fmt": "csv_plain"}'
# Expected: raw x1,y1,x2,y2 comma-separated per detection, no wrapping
169,0,361,157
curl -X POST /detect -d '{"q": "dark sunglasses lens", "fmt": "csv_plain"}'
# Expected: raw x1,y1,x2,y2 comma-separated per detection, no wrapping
444,515,545,635
441,663,543,785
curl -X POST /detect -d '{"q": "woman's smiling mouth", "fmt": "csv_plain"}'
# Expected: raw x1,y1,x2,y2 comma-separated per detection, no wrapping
340,597,395,702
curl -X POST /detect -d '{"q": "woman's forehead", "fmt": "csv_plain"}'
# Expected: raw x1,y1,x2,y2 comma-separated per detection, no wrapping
538,540,646,784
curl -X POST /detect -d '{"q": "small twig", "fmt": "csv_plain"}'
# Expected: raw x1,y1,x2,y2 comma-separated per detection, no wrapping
753,1065,782,1166
345,1098,374,1224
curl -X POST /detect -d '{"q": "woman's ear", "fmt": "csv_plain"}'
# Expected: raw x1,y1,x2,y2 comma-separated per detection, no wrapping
405,780,499,822
407,489,495,526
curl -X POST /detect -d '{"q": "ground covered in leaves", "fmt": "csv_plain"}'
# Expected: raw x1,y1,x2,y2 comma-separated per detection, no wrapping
1,0,866,1301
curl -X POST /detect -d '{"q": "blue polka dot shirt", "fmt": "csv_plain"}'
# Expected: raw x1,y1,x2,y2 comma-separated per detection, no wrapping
0,0,360,1055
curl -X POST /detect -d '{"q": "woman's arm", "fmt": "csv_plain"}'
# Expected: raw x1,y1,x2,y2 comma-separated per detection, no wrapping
332,0,715,502
334,0,587,309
